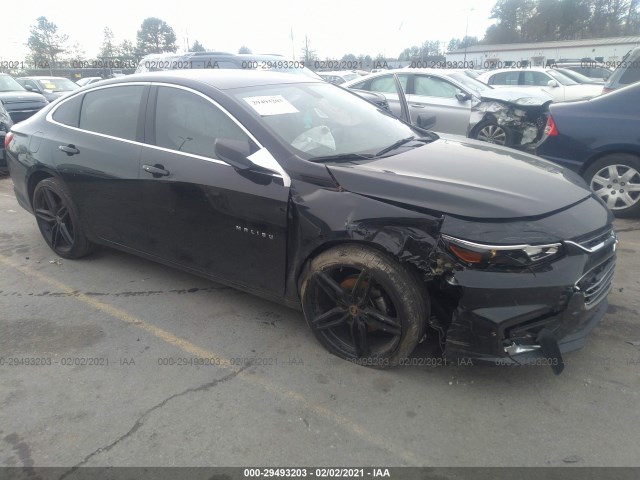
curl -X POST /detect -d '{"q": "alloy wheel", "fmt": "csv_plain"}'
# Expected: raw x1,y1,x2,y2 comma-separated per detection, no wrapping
590,164,640,210
34,186,75,254
476,124,508,145
308,267,402,358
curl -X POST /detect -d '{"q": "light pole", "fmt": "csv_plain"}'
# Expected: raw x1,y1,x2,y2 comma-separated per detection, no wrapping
464,6,475,64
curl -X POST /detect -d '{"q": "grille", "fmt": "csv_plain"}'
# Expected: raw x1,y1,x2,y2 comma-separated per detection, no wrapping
576,256,616,308
579,229,615,251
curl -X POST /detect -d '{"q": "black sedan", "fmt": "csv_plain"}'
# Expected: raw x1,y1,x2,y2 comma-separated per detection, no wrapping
5,70,617,372
537,82,640,217
0,73,49,123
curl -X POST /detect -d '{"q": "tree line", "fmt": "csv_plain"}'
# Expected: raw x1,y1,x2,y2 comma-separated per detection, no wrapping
21,1,640,73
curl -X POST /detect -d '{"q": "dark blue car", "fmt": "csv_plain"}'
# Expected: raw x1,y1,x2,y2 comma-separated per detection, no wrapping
537,82,640,217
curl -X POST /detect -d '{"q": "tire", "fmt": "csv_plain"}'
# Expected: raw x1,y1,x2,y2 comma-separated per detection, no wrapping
300,244,428,368
32,177,94,259
472,121,512,147
583,154,640,218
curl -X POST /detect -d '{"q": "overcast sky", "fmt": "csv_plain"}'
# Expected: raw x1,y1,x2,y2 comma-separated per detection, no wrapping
2,0,496,62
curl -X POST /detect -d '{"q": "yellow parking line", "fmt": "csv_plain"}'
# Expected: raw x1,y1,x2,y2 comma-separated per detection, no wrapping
0,254,418,465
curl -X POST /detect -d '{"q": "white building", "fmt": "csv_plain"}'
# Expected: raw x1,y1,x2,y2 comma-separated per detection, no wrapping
447,36,640,69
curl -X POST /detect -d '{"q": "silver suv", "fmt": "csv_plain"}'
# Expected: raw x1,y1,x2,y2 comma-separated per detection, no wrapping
603,46,640,93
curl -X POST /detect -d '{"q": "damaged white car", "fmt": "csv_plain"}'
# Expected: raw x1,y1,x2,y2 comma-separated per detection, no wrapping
344,69,552,148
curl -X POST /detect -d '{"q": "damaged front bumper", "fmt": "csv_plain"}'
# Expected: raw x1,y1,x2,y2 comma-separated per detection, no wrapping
437,229,617,374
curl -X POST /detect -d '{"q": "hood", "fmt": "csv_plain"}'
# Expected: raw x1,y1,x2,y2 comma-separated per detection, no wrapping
479,88,553,106
326,136,592,220
0,91,48,105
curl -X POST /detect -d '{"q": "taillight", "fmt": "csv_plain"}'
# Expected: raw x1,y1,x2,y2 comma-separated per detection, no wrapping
3,131,13,149
544,116,558,137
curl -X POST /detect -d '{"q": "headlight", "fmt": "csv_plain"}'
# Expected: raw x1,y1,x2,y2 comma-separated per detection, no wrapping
441,234,563,268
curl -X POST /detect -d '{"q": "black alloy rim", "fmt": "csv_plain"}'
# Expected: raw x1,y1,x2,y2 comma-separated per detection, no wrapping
309,267,402,358
34,187,75,253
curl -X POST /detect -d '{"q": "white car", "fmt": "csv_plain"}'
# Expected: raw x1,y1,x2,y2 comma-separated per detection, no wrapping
477,68,603,102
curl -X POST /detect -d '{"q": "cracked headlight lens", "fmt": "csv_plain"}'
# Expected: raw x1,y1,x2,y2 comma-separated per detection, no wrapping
441,234,563,268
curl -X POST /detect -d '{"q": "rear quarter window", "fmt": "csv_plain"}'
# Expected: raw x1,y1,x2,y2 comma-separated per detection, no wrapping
51,94,83,127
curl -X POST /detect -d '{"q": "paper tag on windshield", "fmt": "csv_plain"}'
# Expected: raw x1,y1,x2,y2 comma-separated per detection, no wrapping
244,95,299,116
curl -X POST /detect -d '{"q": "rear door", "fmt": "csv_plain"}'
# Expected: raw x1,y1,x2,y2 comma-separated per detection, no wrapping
138,84,290,295
48,84,150,251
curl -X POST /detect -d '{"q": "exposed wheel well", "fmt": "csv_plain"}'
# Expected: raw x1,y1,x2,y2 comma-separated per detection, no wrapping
296,240,430,298
580,150,640,176
27,171,54,208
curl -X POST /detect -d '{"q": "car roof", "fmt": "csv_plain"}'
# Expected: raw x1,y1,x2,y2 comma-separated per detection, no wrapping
481,67,552,74
94,69,324,90
18,76,70,80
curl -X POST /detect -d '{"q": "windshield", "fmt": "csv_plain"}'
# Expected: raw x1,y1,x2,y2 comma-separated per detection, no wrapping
546,69,579,86
35,78,79,92
0,75,26,92
232,82,426,161
446,72,493,93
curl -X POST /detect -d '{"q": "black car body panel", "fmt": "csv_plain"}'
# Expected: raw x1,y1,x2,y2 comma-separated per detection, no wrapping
327,136,590,219
5,70,616,370
536,82,640,174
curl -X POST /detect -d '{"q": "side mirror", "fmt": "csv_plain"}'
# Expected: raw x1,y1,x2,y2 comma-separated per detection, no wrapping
547,80,559,88
455,92,471,102
24,85,36,92
215,138,254,170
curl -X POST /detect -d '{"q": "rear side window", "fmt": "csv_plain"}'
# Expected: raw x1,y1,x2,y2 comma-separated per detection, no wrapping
523,71,550,86
52,94,83,127
489,71,519,85
154,86,249,159
79,86,145,141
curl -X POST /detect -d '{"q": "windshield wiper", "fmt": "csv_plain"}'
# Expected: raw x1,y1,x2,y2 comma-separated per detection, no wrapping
310,153,376,163
374,136,432,157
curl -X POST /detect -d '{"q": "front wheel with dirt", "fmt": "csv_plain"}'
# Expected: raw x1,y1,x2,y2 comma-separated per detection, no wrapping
300,244,428,368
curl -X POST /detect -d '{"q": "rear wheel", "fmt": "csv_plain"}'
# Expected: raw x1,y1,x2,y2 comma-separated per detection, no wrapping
300,244,428,368
33,177,94,259
584,154,640,218
472,121,512,146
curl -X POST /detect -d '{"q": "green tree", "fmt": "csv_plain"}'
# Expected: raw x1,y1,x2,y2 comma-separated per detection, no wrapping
300,35,318,66
26,16,69,73
191,40,205,52
238,45,252,54
99,27,116,59
136,17,178,55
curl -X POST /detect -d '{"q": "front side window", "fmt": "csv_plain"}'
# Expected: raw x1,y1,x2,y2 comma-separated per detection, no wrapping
413,75,461,98
79,86,145,141
154,86,249,159
369,75,400,94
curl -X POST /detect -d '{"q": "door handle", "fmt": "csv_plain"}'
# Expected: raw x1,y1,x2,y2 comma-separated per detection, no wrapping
409,104,426,108
142,164,170,177
59,144,80,155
